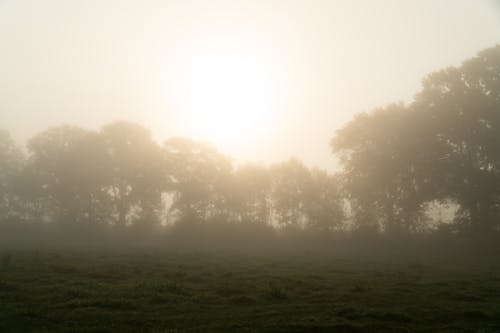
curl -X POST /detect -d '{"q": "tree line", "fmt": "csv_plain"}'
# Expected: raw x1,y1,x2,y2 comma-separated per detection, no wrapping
0,124,345,233
1,45,499,243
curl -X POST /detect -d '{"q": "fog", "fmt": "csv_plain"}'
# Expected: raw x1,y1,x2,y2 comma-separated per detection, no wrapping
2,2,500,332
2,45,500,258
1,0,500,168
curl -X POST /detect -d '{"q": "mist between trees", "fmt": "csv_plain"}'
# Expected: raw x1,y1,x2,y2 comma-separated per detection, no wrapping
1,45,500,256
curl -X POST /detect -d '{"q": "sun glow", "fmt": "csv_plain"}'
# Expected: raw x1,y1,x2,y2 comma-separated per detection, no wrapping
174,50,278,152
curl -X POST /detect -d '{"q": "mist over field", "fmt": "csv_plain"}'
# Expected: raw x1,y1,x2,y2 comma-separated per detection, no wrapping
2,1,500,332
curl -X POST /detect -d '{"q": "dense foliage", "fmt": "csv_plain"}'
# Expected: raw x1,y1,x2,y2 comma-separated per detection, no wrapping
332,45,500,236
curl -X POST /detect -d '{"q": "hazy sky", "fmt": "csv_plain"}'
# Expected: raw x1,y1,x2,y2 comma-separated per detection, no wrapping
1,0,500,170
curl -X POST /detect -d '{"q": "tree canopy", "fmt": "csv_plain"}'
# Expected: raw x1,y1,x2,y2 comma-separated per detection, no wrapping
332,45,500,235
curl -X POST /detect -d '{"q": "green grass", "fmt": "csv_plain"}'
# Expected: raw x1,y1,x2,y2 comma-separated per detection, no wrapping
1,250,500,332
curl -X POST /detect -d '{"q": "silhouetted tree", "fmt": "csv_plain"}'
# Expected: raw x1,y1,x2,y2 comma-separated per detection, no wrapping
332,45,500,236
0,129,24,223
25,125,107,224
100,121,165,227
412,45,500,234
225,164,271,225
304,169,345,231
269,159,313,228
332,104,438,233
268,159,345,230
163,137,232,225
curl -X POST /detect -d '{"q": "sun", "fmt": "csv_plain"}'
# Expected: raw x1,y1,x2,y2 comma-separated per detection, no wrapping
175,51,276,152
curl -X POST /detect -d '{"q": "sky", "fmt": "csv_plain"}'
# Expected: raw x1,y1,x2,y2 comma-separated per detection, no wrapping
1,0,500,170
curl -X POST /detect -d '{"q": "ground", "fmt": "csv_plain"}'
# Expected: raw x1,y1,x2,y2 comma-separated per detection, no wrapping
1,249,499,332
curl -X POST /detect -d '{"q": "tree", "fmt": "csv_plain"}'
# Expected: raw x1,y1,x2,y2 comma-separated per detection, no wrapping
26,125,108,224
304,169,345,231
332,104,440,233
269,159,313,228
163,137,232,225
225,164,271,225
412,45,500,234
0,129,24,222
332,45,500,235
100,121,166,227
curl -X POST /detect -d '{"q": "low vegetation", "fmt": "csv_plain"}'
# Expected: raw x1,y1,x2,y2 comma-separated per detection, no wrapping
1,250,499,332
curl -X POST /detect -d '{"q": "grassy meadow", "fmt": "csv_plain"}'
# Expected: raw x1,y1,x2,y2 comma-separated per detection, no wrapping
1,249,500,332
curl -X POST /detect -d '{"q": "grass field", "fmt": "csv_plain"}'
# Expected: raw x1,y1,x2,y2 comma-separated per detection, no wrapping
1,249,500,332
